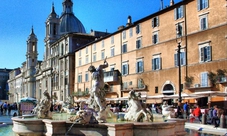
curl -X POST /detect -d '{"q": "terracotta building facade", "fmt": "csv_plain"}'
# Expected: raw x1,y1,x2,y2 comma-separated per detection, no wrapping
74,0,227,107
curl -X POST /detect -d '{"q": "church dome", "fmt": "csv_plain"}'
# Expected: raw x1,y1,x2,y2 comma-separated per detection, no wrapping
59,13,86,34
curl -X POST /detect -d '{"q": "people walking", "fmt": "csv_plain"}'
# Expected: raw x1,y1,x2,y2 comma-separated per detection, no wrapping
212,105,220,127
183,102,189,119
193,104,202,123
177,102,183,118
0,104,3,115
8,103,12,115
3,102,8,115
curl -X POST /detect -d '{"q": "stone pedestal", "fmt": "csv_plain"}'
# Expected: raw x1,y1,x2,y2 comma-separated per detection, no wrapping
106,123,133,136
167,118,187,136
43,120,66,136
12,116,187,136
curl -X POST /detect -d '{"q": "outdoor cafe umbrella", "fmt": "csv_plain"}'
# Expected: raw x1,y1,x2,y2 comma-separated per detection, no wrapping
166,93,199,99
146,94,170,100
190,91,224,97
20,97,37,104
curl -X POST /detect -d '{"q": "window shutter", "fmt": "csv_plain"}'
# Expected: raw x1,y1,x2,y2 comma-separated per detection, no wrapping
174,8,177,20
125,44,127,52
158,58,162,70
136,40,138,49
152,35,154,44
152,18,154,28
141,61,144,72
174,54,178,66
180,5,184,18
152,59,154,70
126,64,129,75
207,46,211,61
200,18,203,30
178,24,182,36
201,18,206,30
138,40,141,48
135,62,138,73
200,47,204,62
205,0,209,8
182,52,186,65
197,0,201,11
157,16,159,26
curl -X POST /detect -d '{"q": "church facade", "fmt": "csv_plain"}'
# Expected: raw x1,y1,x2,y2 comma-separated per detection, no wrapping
8,0,108,103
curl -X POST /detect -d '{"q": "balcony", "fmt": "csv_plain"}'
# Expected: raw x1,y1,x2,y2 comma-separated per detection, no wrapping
216,76,227,84
104,70,121,85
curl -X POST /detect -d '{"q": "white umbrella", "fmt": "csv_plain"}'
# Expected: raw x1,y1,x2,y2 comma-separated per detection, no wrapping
166,93,199,99
106,97,120,101
147,94,169,100
191,91,221,97
117,97,128,101
215,92,227,97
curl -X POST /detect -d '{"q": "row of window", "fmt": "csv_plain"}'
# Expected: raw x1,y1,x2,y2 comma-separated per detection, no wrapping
78,1,210,65
77,44,212,82
78,40,211,67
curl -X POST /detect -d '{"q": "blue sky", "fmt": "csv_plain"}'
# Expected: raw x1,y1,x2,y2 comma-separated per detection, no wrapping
0,0,181,69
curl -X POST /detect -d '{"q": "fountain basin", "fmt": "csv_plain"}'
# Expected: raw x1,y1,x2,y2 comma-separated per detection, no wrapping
12,117,44,136
12,116,187,136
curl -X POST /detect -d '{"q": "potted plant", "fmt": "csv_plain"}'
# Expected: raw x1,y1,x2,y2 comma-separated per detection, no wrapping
208,71,217,86
216,69,227,82
184,76,194,88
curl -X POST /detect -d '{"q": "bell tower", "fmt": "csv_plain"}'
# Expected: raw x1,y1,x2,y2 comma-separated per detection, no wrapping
25,26,38,98
45,3,60,44
26,26,38,69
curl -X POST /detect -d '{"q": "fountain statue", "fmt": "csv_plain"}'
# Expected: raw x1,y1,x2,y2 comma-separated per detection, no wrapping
68,109,98,124
85,57,110,123
162,101,175,119
32,90,52,119
60,96,76,114
12,58,187,136
124,90,153,122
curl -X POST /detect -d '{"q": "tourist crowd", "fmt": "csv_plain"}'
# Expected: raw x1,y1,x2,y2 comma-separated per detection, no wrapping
0,101,17,116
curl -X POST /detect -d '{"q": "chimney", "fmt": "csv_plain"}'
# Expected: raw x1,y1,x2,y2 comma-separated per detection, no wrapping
170,0,174,6
126,16,132,27
160,0,164,10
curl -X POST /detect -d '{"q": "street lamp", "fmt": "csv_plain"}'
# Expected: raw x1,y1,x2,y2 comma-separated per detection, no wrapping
176,24,182,103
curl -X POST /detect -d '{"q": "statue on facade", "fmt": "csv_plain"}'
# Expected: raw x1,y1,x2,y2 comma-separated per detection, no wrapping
124,89,153,122
32,90,52,119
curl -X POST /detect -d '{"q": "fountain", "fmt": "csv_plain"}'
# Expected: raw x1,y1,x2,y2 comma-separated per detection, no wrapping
12,59,187,136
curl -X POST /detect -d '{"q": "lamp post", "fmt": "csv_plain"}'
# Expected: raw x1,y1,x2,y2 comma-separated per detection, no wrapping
176,24,182,103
